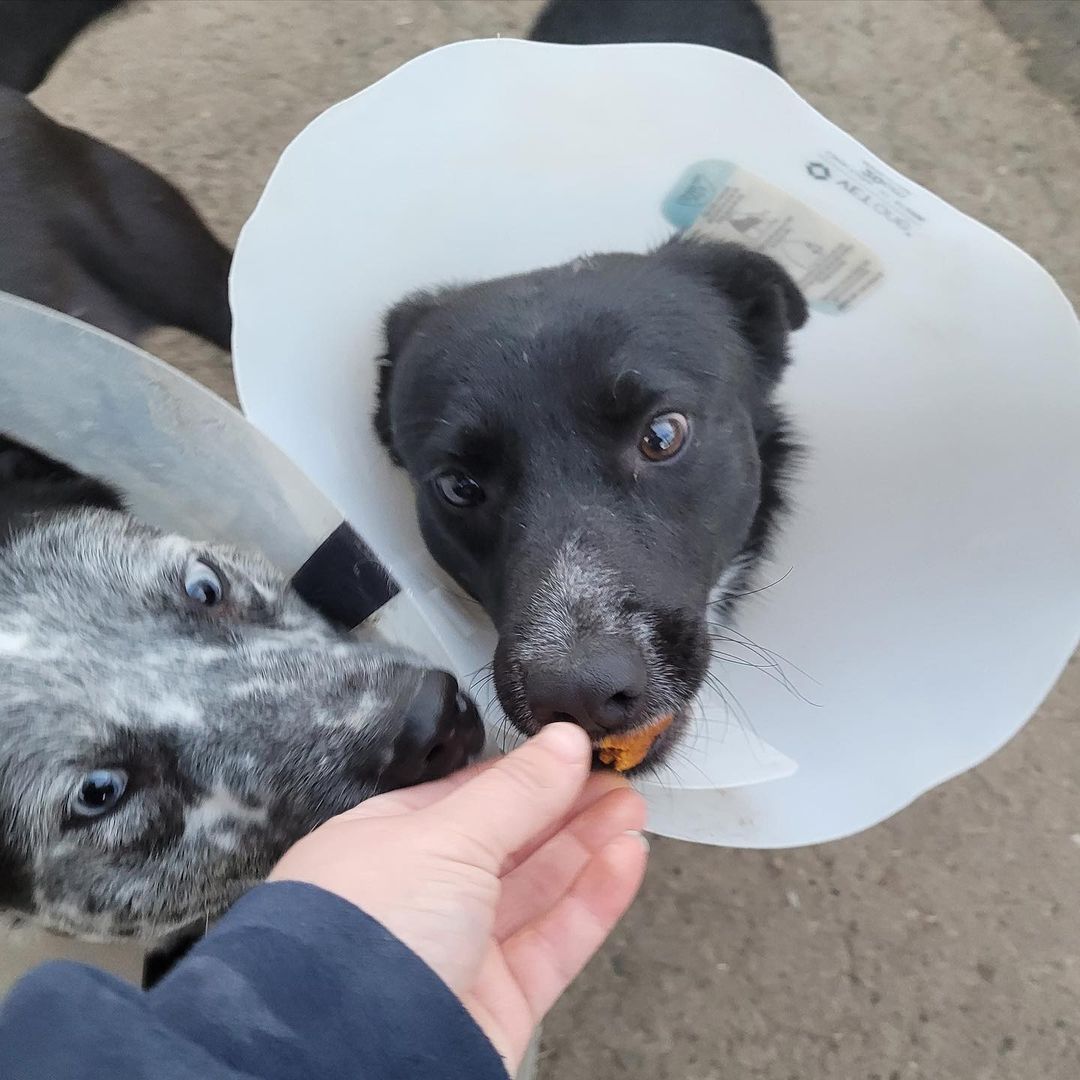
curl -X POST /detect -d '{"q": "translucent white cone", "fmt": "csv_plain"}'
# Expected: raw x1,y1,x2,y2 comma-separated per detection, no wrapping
230,39,1080,847
0,290,452,990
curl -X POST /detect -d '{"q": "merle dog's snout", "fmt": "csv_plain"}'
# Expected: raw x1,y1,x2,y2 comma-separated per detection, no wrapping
526,641,647,738
380,671,485,788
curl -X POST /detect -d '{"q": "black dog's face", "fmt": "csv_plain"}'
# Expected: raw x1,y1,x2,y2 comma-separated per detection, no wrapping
376,240,806,770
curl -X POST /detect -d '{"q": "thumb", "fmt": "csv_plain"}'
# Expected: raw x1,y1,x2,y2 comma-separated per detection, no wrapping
429,723,592,870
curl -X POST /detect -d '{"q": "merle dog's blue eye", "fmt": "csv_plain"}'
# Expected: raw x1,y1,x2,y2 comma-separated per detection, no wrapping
435,470,485,508
73,769,128,818
184,558,227,606
640,412,690,462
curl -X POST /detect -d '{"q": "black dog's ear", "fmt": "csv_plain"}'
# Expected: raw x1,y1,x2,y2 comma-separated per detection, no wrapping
660,239,808,380
383,291,440,360
374,292,439,462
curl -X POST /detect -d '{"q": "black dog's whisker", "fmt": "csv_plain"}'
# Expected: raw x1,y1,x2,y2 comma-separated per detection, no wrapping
710,620,819,685
708,624,798,679
706,648,783,670
641,701,722,789
708,640,795,689
463,661,522,754
493,711,524,754
469,673,498,699
466,660,497,691
714,565,794,602
709,624,821,707
700,669,753,731
707,638,818,707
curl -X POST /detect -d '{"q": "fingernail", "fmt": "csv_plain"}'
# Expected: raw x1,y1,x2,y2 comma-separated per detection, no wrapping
537,722,590,762
625,829,650,853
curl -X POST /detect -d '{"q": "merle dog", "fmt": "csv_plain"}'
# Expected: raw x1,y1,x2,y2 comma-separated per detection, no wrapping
0,0,481,989
0,435,482,960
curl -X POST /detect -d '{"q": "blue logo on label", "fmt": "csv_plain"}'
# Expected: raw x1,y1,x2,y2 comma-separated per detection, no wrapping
661,160,735,231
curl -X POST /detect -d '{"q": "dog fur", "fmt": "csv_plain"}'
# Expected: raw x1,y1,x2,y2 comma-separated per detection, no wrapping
530,0,780,72
0,0,230,350
0,1,127,94
0,435,483,944
0,86,231,349
375,239,806,769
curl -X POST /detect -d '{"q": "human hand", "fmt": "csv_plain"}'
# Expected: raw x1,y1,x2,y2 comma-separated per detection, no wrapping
269,723,648,1073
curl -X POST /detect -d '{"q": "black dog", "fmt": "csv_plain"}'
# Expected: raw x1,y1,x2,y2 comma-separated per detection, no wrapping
376,239,806,769
0,0,127,93
530,0,779,72
375,0,800,771
0,0,230,348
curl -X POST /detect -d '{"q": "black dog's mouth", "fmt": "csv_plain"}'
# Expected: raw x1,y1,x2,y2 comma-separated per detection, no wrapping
590,707,689,776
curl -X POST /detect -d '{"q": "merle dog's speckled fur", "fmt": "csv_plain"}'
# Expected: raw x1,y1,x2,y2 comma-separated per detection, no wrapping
0,437,481,944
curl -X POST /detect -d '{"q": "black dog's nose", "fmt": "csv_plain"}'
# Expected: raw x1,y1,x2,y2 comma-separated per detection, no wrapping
380,671,485,789
525,644,647,738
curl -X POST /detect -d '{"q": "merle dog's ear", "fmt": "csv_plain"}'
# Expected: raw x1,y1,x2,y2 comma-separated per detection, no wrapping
660,239,808,380
374,292,439,462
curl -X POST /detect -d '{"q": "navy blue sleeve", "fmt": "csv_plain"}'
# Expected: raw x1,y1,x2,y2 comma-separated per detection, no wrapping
0,881,509,1080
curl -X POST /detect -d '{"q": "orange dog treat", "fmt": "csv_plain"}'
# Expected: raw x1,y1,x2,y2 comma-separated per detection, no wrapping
597,713,675,772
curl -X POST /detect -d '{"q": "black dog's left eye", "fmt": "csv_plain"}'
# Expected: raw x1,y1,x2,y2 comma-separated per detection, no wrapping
72,769,128,818
640,413,690,462
435,470,486,508
184,558,227,607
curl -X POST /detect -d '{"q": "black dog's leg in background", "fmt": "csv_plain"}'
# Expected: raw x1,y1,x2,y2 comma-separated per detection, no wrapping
141,928,205,990
529,0,781,73
0,434,123,545
69,127,234,350
0,0,231,350
0,0,127,92
0,87,233,350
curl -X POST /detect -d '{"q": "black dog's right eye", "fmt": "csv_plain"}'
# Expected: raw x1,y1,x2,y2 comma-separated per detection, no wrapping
72,769,128,818
640,412,690,462
434,470,486,508
184,558,228,607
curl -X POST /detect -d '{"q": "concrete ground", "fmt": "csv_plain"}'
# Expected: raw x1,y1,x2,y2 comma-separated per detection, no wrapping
21,1,1080,1077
